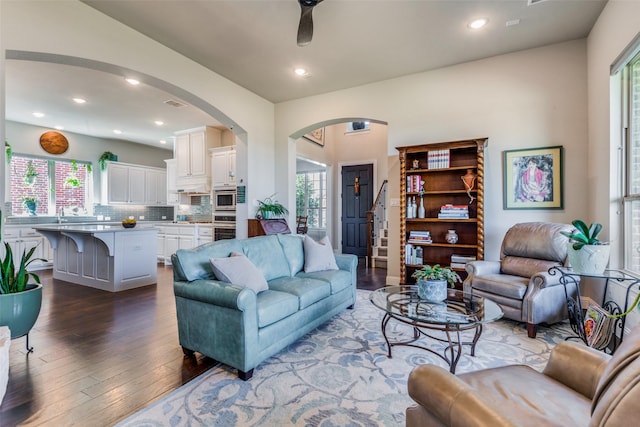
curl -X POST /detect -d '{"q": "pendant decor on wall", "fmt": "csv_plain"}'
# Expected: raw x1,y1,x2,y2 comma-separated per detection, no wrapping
39,131,69,155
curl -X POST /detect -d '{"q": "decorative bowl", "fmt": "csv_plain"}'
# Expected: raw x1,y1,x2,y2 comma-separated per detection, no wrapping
122,219,137,229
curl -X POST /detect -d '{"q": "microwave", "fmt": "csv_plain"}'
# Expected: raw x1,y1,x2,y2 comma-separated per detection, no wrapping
214,189,236,211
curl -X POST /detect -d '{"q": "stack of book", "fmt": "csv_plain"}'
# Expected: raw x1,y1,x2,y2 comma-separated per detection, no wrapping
408,230,432,244
450,254,476,269
404,244,424,265
438,204,469,219
427,149,450,169
584,304,615,350
406,175,423,193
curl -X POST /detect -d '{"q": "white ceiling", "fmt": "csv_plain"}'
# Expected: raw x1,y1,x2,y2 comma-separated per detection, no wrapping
6,0,607,148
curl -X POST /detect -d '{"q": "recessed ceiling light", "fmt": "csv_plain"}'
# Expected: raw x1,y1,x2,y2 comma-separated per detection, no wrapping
55,125,64,130
160,140,167,144
155,120,164,126
468,18,489,29
33,112,44,118
125,78,140,85
72,97,86,104
113,129,122,135
294,68,309,77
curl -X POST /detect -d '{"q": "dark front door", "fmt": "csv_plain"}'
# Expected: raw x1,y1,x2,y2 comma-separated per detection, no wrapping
342,164,374,256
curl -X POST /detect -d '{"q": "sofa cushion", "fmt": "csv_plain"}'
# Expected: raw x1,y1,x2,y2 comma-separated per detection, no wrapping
303,236,339,273
296,269,352,294
175,239,244,282
210,253,268,293
470,273,529,300
277,234,305,276
459,365,591,425
268,276,331,309
242,235,291,281
256,290,299,328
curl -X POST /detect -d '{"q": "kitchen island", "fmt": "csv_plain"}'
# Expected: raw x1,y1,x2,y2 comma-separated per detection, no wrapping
34,224,158,292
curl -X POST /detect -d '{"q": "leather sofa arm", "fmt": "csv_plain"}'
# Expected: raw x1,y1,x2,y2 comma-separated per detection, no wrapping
465,260,501,277
335,253,358,272
408,365,516,427
543,341,610,399
529,271,564,289
174,279,257,312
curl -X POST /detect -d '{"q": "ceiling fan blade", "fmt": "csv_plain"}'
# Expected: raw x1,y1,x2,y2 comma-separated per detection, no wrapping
297,0,322,47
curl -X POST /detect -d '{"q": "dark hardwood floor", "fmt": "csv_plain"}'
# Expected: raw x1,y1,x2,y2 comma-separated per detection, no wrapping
0,260,386,426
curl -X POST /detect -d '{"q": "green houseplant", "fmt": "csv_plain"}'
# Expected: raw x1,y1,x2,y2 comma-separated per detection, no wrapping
256,194,289,219
98,151,118,171
64,160,81,188
560,219,610,275
24,160,38,186
22,196,38,216
0,210,46,343
412,264,461,302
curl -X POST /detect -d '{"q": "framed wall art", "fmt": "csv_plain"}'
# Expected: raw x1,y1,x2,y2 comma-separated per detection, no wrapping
503,145,563,210
304,128,325,146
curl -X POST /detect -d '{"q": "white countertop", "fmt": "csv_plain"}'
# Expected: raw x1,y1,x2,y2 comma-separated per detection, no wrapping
32,224,159,233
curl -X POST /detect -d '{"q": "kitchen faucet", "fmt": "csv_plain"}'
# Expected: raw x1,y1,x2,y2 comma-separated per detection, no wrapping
57,207,65,224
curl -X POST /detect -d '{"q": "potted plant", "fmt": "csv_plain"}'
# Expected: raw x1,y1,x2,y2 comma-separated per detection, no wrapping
412,264,461,302
560,219,610,275
24,160,38,186
98,151,118,171
22,196,38,216
4,141,11,164
256,194,289,219
64,160,81,188
0,210,46,346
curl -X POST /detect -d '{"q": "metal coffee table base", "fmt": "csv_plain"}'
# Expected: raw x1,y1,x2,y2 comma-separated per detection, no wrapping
381,312,483,374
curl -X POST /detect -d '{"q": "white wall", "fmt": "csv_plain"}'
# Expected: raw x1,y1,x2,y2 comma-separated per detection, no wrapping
0,0,275,229
586,0,640,332
277,40,589,282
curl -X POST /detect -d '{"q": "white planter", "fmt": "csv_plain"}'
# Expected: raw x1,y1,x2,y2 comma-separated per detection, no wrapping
417,279,448,302
567,244,611,275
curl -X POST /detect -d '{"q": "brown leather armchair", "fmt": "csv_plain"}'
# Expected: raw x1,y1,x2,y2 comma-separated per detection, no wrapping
406,326,640,426
464,222,574,338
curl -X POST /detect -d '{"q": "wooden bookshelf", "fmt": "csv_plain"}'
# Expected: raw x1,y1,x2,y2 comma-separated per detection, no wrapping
397,138,488,286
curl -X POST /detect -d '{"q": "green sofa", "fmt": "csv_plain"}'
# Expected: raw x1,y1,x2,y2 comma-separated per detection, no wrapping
171,234,358,380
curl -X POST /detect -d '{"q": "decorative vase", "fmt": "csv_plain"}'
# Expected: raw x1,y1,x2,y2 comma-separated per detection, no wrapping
418,197,425,218
567,244,610,275
0,284,43,339
417,279,448,303
445,229,458,244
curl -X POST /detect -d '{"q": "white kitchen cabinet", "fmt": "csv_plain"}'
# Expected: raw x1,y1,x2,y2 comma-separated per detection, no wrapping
2,226,52,270
101,162,168,206
175,126,221,180
211,146,236,188
161,225,198,265
197,226,213,246
145,169,167,205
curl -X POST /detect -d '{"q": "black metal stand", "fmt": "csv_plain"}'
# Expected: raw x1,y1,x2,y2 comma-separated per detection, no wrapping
25,332,34,354
549,267,639,353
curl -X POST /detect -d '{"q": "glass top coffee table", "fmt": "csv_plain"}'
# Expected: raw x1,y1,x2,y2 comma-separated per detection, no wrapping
370,286,503,373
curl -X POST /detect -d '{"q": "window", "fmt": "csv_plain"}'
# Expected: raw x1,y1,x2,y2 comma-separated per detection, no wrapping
9,155,92,217
296,171,327,229
346,121,370,132
623,51,640,272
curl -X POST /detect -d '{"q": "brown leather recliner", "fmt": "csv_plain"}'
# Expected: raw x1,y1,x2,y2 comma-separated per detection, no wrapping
464,222,574,338
406,326,640,426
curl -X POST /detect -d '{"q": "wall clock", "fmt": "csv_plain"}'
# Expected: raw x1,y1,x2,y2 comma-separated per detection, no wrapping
40,131,69,155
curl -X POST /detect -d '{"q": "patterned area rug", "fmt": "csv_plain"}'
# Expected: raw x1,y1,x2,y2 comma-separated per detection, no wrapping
118,290,572,427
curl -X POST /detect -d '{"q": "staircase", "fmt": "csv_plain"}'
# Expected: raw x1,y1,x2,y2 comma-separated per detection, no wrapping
372,223,388,269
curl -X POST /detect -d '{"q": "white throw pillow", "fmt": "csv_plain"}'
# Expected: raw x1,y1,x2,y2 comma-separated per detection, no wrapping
303,236,339,273
210,253,269,293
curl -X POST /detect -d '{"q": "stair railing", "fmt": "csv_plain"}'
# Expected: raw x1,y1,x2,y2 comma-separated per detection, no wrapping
367,180,388,267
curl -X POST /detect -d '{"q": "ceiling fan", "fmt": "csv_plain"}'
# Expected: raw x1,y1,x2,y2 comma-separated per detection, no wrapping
297,0,323,46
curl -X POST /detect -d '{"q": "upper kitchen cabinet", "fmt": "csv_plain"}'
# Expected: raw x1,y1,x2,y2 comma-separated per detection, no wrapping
101,162,168,206
175,126,221,183
211,146,236,188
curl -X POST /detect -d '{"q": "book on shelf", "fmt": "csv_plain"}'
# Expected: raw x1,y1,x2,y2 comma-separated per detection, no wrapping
408,230,432,244
404,244,423,265
406,175,423,193
583,304,615,350
450,262,467,269
451,254,476,264
427,149,450,169
438,204,469,219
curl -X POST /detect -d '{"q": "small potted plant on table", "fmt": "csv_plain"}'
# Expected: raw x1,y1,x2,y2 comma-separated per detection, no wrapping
560,219,610,275
256,194,289,219
412,264,461,303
